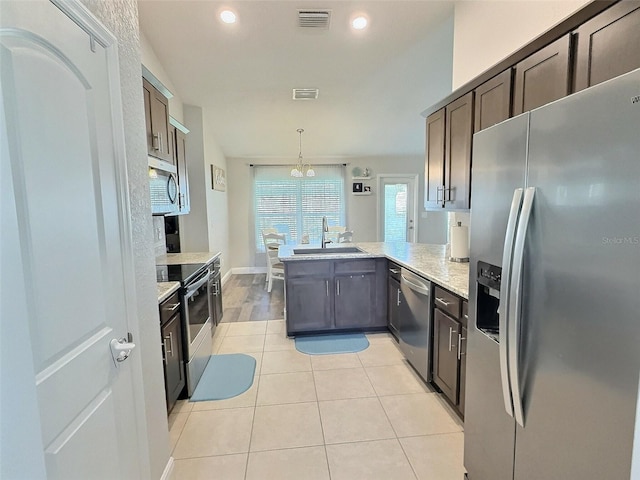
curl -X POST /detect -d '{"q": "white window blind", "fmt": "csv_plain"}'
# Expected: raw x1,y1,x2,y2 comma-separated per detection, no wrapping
254,165,346,251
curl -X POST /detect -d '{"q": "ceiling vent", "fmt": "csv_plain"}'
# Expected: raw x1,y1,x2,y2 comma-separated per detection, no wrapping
298,10,331,29
293,88,319,100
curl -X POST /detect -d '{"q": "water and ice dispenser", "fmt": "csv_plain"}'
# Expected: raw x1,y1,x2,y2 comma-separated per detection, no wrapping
476,261,502,341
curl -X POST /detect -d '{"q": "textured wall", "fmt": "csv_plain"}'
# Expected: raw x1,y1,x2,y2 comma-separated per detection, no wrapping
79,1,170,478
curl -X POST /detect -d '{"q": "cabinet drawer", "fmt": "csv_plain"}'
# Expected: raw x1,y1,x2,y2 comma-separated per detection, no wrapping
434,286,461,319
160,291,181,324
285,260,331,277
334,259,376,274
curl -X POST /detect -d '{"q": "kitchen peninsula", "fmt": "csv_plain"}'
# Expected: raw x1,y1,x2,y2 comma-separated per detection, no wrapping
279,242,469,336
281,241,470,416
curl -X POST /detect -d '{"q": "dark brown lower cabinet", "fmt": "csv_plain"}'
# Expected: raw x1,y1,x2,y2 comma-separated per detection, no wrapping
433,308,461,402
285,258,387,335
160,294,185,413
432,288,467,417
458,325,468,416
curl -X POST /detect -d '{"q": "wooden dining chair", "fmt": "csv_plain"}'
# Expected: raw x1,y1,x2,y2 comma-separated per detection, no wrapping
327,225,346,244
337,230,354,243
262,231,285,290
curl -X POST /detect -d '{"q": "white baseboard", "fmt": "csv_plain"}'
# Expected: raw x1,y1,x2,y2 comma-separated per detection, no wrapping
221,269,233,286
231,267,267,275
160,456,174,480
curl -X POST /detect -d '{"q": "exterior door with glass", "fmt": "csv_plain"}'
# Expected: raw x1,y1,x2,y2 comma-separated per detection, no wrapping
378,175,417,242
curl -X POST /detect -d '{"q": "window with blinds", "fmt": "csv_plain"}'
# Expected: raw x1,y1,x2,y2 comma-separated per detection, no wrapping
254,165,346,251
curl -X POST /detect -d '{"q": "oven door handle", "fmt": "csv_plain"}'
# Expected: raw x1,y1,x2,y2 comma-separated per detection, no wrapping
185,271,211,297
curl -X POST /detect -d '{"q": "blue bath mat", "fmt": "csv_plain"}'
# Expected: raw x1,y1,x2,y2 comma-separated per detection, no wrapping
295,333,369,355
190,354,256,402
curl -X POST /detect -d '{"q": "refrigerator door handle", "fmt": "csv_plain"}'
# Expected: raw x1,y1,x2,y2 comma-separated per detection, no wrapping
509,186,536,428
499,188,524,418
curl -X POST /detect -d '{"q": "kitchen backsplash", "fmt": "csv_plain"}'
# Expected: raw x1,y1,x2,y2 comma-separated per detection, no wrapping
152,216,167,257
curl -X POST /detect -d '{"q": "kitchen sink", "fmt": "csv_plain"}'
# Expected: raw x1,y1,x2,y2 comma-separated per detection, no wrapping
293,246,365,255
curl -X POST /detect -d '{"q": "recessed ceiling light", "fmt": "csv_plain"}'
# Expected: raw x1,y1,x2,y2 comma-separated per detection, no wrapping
220,10,237,24
352,16,367,30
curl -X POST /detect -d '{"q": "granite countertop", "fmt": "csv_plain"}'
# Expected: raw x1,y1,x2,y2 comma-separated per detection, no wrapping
157,281,180,303
156,251,221,266
279,242,469,299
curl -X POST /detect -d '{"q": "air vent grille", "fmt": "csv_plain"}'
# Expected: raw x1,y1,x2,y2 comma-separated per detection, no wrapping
293,88,319,100
298,10,331,29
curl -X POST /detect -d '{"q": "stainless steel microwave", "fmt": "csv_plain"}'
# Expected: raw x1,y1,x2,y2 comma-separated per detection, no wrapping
149,167,179,215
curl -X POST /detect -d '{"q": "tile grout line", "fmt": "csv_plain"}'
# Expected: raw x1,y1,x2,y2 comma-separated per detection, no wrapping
243,335,263,480
310,354,332,480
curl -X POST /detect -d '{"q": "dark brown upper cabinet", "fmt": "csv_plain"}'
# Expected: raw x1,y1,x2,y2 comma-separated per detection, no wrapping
474,69,513,133
143,78,173,164
444,92,474,210
425,109,445,209
513,34,572,115
425,92,474,211
574,1,640,92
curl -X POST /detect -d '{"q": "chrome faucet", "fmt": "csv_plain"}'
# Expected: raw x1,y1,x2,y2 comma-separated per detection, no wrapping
321,216,329,248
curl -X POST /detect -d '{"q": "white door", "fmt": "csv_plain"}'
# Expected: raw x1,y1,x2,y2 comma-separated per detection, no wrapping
1,2,141,478
377,175,418,242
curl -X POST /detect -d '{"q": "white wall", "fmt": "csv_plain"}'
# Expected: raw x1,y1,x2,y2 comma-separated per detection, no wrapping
140,31,184,124
203,108,230,274
179,106,209,252
177,106,231,275
226,155,449,270
452,0,589,89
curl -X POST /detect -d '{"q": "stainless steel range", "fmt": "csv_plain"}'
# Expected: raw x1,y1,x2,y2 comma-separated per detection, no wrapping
157,263,213,396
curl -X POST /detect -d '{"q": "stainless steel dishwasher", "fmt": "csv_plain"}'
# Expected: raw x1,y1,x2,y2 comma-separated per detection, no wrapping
398,268,432,382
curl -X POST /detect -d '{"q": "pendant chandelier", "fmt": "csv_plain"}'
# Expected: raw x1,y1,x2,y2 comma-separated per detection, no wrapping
290,128,315,178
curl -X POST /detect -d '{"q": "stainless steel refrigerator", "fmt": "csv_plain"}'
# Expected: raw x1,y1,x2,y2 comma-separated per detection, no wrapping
464,69,640,480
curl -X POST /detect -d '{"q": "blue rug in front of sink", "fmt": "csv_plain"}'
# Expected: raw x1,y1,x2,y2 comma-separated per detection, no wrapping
190,353,256,402
295,333,369,355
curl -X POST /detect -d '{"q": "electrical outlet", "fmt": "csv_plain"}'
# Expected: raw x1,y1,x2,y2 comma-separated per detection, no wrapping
219,257,224,266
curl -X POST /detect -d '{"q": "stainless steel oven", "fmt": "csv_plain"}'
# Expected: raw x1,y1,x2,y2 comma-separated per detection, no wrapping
182,265,212,396
209,258,223,332
157,262,213,397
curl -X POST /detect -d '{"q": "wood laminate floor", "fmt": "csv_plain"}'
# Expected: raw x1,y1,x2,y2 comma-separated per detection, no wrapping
221,274,285,323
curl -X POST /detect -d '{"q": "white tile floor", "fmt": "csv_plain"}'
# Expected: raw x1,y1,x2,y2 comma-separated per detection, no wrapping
169,320,466,480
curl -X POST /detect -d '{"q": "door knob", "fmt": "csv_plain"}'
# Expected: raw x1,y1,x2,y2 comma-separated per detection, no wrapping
110,337,136,366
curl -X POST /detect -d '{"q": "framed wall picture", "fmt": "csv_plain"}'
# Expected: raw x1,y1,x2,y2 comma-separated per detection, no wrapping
352,182,363,193
211,165,226,191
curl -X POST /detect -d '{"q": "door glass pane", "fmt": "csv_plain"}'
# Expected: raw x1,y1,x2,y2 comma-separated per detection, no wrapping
384,183,408,242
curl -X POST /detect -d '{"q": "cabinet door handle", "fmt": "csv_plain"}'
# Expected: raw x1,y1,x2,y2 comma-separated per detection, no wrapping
448,327,453,351
164,332,174,356
458,333,466,360
152,132,160,150
396,289,401,306
336,279,340,296
436,297,452,307
326,280,329,297
167,303,180,312
161,341,166,365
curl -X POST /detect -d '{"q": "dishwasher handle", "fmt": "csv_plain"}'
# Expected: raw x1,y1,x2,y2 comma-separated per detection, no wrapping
400,269,431,296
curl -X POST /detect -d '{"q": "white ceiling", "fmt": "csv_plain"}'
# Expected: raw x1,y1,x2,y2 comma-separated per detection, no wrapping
138,1,456,159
